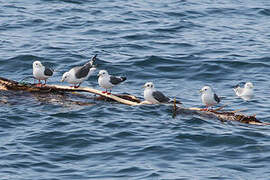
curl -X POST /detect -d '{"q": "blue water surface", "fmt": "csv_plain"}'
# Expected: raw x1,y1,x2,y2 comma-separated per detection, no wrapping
1,0,270,179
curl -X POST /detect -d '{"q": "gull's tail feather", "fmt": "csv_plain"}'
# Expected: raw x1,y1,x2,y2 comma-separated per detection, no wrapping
84,54,98,67
90,54,97,65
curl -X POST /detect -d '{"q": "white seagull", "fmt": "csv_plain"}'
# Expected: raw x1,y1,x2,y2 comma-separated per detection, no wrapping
143,82,170,104
233,82,254,101
33,61,54,86
200,86,221,109
98,70,126,94
61,54,97,88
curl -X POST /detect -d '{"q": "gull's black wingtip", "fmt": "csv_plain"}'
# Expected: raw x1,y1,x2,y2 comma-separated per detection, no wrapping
233,82,245,89
121,77,127,82
90,54,98,65
233,83,241,89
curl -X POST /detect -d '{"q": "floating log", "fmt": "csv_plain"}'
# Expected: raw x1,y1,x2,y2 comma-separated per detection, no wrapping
0,76,269,125
175,107,269,126
0,77,141,106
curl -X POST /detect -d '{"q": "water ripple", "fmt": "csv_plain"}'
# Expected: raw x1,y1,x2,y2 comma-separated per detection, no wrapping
1,0,270,179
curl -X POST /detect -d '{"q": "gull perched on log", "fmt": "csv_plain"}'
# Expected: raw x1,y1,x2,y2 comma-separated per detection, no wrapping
143,82,170,104
33,61,54,86
98,70,126,94
200,86,221,110
61,54,97,88
234,82,254,101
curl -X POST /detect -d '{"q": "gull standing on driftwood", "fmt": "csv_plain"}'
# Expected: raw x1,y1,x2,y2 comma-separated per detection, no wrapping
98,70,126,94
234,82,254,101
61,54,97,88
143,82,170,104
200,86,221,110
33,61,54,86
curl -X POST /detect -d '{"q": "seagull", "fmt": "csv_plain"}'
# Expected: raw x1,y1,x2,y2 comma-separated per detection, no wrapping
98,70,126,94
61,54,97,88
233,82,254,101
200,86,221,110
143,82,170,104
33,61,54,86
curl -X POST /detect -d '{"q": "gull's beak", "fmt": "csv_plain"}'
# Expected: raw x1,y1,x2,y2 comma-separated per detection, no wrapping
61,76,65,82
199,89,203,93
143,85,146,88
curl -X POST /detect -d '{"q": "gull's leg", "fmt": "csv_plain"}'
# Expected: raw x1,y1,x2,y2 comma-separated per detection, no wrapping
35,79,43,87
201,106,209,111
102,89,107,94
74,83,81,88
70,83,76,88
107,89,112,95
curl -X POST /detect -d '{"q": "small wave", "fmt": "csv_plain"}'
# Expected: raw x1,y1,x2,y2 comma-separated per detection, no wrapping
258,8,270,16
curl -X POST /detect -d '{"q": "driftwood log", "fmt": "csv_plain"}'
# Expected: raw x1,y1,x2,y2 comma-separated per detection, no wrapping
0,77,269,126
0,77,141,105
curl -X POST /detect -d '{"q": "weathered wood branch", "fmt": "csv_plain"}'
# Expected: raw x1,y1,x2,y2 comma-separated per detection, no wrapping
175,107,269,125
1,76,269,125
0,77,141,106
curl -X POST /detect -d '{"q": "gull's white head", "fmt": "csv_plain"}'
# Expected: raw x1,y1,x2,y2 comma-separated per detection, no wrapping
244,82,254,89
61,72,70,82
33,61,43,69
143,82,155,89
200,86,213,94
98,70,109,78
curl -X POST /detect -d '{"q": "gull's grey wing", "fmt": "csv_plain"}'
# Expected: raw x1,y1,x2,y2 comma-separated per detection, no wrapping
152,91,170,103
74,64,91,79
234,87,244,96
75,55,97,79
44,67,53,76
109,76,126,85
214,93,221,103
